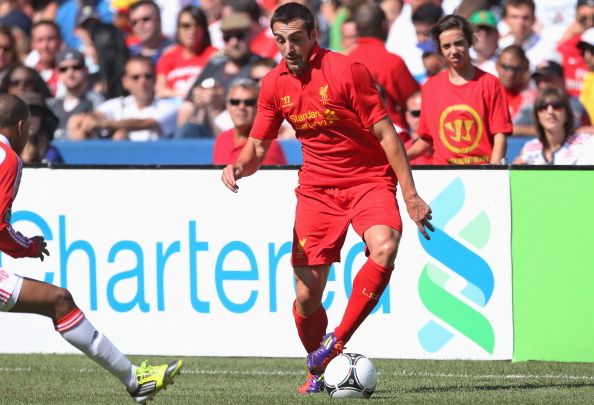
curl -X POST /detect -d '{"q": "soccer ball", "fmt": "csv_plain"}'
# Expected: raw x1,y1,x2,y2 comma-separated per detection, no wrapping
324,353,378,398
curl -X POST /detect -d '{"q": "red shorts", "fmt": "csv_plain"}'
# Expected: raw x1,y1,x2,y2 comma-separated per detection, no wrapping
291,182,402,267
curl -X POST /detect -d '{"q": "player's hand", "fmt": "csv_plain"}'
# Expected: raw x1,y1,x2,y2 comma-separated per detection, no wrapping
405,196,434,240
221,164,242,193
30,236,50,261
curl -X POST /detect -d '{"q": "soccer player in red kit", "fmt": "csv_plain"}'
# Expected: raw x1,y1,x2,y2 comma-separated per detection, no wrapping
221,2,433,394
409,15,512,165
0,94,182,404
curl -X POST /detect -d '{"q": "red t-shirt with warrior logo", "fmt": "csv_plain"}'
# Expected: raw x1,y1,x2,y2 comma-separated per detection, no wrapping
418,68,512,165
250,43,396,188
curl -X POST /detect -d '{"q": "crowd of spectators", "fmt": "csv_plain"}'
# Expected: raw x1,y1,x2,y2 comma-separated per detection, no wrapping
0,0,593,165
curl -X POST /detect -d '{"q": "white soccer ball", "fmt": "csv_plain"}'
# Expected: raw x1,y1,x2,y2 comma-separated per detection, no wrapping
324,352,378,398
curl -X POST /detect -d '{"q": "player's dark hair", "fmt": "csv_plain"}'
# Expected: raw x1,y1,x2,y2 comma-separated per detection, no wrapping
431,14,473,52
354,3,386,39
270,2,316,34
533,86,574,147
0,94,29,128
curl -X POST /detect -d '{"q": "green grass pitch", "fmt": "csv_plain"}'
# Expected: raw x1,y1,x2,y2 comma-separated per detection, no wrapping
1,354,593,404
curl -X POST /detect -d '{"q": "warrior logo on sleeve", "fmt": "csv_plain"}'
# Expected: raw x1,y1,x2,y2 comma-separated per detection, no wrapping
439,104,483,154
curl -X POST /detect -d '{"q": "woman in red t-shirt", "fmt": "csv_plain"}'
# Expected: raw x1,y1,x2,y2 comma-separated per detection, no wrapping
155,6,218,99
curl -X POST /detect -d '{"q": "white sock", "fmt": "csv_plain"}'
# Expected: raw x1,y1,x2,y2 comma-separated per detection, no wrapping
56,309,137,392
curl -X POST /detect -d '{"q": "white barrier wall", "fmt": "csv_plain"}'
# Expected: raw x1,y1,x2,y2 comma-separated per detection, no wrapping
0,168,512,359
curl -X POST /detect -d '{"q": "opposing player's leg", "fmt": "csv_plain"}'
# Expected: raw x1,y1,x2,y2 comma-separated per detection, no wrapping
10,276,182,403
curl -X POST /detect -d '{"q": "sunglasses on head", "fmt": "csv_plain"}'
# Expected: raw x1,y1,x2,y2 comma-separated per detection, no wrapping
407,109,421,118
536,101,564,112
131,15,152,27
129,73,154,81
58,64,85,73
223,30,247,42
228,98,257,106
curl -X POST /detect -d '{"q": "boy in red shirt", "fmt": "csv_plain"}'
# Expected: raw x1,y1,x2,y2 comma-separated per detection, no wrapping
221,2,433,394
410,15,512,165
0,94,182,403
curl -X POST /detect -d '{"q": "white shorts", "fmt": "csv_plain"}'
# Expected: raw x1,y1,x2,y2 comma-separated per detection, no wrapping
0,268,23,312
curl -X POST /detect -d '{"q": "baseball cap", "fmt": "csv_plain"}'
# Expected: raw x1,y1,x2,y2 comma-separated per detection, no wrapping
531,60,564,78
76,5,101,27
577,0,594,8
56,49,85,66
578,27,594,49
220,12,252,32
469,10,498,29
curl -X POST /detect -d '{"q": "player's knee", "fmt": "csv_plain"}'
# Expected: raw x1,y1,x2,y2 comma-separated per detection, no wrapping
369,235,400,264
295,290,321,315
52,287,77,320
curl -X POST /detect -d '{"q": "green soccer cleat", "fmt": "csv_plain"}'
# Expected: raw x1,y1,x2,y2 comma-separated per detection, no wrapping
129,359,183,404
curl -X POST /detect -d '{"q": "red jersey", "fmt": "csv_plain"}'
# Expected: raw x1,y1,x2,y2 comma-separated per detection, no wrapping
250,43,395,188
347,37,419,132
213,129,287,165
156,44,218,96
0,136,38,258
557,35,589,98
418,68,512,165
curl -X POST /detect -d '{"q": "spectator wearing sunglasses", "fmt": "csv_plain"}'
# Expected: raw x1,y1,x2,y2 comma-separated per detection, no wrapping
213,78,286,165
0,64,52,98
47,49,104,140
496,45,537,136
155,6,218,99
403,91,432,165
68,55,177,140
177,11,265,136
128,1,173,65
514,86,594,164
557,0,594,99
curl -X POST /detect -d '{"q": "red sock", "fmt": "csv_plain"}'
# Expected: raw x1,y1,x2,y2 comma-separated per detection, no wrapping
334,258,393,344
293,302,328,353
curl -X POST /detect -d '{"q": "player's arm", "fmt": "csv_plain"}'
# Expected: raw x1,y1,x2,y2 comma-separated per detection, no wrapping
221,137,274,192
371,117,433,239
490,132,508,164
406,138,431,160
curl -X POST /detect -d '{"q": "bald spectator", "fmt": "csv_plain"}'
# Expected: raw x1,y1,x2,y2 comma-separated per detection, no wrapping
348,3,419,131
